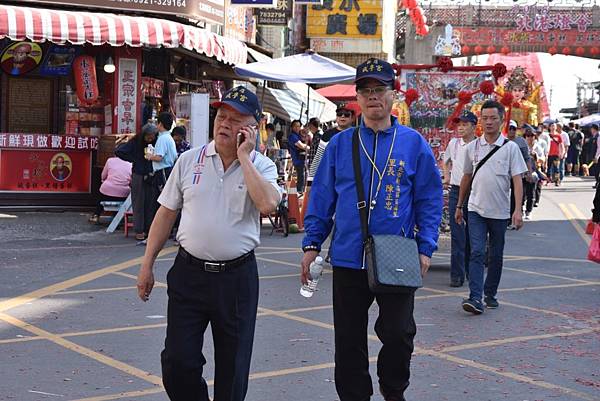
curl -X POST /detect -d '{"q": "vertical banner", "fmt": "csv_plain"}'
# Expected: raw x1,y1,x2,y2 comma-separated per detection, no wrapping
116,58,138,135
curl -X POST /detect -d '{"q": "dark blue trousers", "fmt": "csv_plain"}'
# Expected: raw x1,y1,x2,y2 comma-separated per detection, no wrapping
161,250,259,401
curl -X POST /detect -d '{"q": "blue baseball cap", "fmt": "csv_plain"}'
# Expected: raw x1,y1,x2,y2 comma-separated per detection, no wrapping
355,58,395,87
211,86,262,123
453,110,478,125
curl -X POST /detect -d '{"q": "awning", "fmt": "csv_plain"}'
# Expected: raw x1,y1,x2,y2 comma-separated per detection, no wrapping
316,84,357,101
0,4,246,66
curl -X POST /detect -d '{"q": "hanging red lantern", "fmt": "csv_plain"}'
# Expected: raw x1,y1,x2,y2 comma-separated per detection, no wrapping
480,80,495,96
486,45,496,54
474,45,483,54
411,7,424,24
72,55,99,106
548,46,557,55
562,47,571,55
461,45,470,55
501,46,510,55
406,0,417,9
575,47,586,56
591,47,600,56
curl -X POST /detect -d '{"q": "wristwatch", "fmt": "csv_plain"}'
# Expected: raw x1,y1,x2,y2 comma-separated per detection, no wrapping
302,244,320,253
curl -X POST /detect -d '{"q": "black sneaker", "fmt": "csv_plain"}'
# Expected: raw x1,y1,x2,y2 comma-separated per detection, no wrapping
462,298,484,315
484,296,499,309
450,279,463,287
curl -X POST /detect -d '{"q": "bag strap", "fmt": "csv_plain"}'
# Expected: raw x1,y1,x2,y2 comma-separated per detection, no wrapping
352,127,369,243
472,138,508,183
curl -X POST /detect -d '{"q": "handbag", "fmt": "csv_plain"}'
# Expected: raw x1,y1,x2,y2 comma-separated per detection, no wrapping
351,128,422,293
587,224,600,263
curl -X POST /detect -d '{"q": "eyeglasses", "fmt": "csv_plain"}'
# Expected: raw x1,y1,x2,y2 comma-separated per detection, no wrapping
336,111,352,118
356,86,389,97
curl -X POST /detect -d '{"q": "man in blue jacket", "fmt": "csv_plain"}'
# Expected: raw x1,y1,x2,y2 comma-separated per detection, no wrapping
300,58,442,401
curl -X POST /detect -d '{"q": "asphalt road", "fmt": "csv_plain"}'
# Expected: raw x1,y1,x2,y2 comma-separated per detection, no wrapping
0,176,599,401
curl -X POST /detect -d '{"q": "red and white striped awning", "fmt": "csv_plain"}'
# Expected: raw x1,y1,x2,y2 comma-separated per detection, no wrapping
0,4,246,66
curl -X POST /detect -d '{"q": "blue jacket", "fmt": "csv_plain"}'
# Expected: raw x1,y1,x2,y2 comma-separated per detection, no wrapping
302,117,442,269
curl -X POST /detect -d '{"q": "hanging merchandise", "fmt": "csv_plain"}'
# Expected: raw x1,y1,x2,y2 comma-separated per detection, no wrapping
72,55,99,106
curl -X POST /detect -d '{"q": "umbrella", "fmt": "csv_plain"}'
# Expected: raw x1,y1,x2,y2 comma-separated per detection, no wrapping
571,113,600,127
316,84,356,101
234,51,355,84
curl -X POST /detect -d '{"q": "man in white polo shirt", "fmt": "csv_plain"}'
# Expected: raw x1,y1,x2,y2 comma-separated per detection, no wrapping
443,110,477,287
455,100,527,315
136,86,281,401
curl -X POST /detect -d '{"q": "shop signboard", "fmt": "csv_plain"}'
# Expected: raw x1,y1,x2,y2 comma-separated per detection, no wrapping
256,0,292,26
0,149,92,193
19,0,225,26
0,42,43,76
307,0,383,54
116,58,138,135
230,0,276,6
39,45,80,76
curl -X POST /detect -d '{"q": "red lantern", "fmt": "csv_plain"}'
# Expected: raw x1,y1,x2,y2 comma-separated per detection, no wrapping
72,55,99,106
406,0,417,9
474,45,483,54
411,7,424,24
548,46,557,55
591,47,600,56
562,47,571,55
487,45,496,54
461,45,470,55
575,47,586,56
501,46,510,55
480,80,495,96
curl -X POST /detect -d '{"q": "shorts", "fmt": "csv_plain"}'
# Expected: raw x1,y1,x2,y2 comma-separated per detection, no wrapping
566,147,581,165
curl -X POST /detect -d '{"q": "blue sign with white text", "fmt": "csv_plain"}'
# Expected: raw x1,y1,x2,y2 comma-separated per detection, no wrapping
39,45,80,76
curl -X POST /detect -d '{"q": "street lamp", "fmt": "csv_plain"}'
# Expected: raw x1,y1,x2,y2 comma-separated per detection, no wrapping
104,56,115,74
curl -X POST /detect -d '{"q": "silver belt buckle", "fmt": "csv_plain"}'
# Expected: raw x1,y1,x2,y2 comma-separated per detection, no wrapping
204,262,222,273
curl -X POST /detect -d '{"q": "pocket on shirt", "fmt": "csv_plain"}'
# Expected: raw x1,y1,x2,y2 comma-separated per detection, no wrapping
494,159,509,176
229,184,248,221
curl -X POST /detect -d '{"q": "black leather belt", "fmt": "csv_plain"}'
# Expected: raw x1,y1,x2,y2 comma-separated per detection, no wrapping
178,247,254,273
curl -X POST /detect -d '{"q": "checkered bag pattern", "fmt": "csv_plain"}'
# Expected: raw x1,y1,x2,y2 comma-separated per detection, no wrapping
365,235,422,293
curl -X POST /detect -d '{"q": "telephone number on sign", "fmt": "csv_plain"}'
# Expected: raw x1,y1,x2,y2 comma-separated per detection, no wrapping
113,0,187,8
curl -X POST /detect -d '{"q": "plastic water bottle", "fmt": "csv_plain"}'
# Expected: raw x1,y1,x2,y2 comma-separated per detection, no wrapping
300,256,324,298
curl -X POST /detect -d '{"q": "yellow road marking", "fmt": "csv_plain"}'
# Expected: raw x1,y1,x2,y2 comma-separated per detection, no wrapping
418,348,597,401
53,286,137,296
504,255,591,263
504,267,594,284
439,328,599,353
70,387,164,401
559,203,590,246
0,313,163,386
569,203,589,221
112,271,168,287
0,247,177,313
3,244,134,253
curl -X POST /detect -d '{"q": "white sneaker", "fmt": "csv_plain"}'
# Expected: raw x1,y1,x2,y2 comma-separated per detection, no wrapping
507,224,516,230
524,212,531,220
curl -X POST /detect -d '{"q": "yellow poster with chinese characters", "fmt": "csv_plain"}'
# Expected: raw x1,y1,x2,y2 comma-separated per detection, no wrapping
307,0,382,39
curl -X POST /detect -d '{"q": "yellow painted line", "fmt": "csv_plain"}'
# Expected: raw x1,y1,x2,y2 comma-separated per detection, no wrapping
498,282,599,293
559,203,590,246
419,348,597,401
53,286,138,296
0,247,177,313
70,387,164,401
4,244,134,253
112,271,168,287
499,300,581,322
256,256,299,268
503,267,594,284
0,335,42,345
0,313,163,386
440,328,599,353
569,203,589,222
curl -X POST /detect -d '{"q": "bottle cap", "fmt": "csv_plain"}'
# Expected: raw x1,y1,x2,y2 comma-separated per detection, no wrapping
315,256,323,264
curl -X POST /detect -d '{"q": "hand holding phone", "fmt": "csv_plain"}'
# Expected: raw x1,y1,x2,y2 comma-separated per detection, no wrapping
237,132,246,149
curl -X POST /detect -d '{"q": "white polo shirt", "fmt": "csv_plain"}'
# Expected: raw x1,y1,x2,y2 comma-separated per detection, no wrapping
443,137,473,186
158,141,282,261
462,134,528,220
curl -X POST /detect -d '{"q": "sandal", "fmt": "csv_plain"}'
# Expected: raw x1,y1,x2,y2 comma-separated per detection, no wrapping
88,215,99,224
135,233,146,241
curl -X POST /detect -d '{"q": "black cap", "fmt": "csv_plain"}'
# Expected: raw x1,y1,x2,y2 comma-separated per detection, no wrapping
453,110,478,125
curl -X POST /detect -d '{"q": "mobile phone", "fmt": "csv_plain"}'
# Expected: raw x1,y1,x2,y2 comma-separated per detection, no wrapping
237,132,245,148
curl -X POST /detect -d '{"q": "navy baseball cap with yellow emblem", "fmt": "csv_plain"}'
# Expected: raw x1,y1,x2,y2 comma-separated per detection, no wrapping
453,110,478,125
211,86,262,123
355,58,395,88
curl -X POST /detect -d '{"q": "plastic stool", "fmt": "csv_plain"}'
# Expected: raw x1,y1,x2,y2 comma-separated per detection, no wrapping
124,211,134,237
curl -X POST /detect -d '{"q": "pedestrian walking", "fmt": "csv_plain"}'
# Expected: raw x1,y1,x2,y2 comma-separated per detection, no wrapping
455,100,528,315
115,123,157,240
566,123,583,176
443,110,477,287
172,125,191,156
557,123,570,181
287,119,309,194
136,86,281,401
322,105,356,142
146,112,178,218
507,120,531,229
547,123,565,186
301,58,442,401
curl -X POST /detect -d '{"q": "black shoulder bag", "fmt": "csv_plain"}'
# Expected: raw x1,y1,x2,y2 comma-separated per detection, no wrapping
352,128,422,294
471,138,508,184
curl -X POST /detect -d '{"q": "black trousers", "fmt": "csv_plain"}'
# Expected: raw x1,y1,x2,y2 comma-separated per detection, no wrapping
333,267,416,401
161,250,259,401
